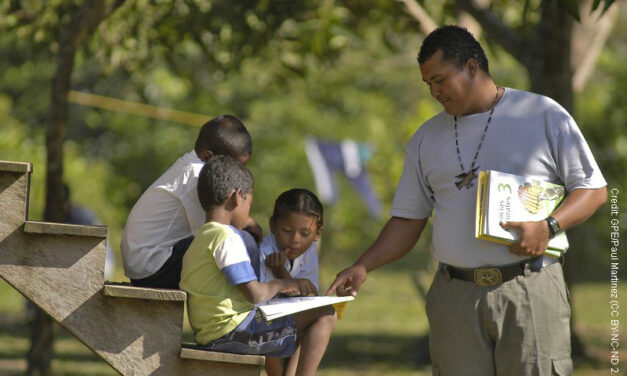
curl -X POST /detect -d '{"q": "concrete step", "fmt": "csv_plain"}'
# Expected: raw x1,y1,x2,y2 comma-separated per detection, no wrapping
24,220,108,238
180,343,265,366
103,282,186,301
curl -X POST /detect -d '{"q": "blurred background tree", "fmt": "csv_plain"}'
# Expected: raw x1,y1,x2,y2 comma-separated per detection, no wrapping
0,0,624,374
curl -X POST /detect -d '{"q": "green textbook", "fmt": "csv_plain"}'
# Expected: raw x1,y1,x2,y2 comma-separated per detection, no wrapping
475,170,567,258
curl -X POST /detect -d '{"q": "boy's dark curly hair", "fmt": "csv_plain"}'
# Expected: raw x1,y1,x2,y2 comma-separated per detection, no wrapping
197,155,253,211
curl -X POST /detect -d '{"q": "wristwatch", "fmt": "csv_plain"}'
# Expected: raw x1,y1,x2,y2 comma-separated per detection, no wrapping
545,216,561,238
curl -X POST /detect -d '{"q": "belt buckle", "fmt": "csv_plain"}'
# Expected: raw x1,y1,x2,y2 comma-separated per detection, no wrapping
473,268,502,286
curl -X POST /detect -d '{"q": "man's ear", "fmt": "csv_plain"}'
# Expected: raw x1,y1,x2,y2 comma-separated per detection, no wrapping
465,58,479,78
199,150,214,162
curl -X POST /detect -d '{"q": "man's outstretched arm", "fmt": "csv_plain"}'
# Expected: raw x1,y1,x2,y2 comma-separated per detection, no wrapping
327,217,428,296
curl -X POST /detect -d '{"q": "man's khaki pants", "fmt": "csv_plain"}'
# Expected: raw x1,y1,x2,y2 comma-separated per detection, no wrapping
426,262,573,376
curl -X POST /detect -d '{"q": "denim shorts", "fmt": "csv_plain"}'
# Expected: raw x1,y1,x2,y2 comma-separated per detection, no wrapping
201,309,297,358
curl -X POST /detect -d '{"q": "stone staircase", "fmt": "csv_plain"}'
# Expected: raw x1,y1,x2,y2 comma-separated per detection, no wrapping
0,160,264,376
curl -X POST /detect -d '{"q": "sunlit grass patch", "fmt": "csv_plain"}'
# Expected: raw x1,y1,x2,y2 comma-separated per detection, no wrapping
0,278,625,375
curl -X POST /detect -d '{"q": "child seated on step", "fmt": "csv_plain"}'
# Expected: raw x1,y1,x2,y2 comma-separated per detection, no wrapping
250,188,324,375
179,156,335,376
121,114,261,289
257,188,323,291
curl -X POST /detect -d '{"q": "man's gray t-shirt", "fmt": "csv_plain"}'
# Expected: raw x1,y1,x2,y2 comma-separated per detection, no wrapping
391,88,606,268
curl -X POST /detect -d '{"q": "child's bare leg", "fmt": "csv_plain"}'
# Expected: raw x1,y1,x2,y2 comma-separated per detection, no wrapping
293,306,336,376
265,357,283,376
283,346,300,376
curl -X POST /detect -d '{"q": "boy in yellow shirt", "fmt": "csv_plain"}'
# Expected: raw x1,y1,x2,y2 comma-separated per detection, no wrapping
180,155,336,376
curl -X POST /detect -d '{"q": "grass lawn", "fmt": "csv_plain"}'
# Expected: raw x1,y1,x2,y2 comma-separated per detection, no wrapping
0,266,624,375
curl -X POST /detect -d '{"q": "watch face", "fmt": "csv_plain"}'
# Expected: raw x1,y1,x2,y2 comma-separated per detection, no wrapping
547,217,560,233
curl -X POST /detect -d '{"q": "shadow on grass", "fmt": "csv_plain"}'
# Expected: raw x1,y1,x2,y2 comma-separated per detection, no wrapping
0,317,120,375
322,333,431,370
321,331,610,373
0,314,614,374
0,366,115,376
0,317,109,363
1,319,432,372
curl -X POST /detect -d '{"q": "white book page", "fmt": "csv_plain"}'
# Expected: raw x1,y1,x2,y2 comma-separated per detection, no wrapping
256,296,354,320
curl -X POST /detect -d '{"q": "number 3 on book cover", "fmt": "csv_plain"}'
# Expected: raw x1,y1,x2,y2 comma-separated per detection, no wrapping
475,170,567,257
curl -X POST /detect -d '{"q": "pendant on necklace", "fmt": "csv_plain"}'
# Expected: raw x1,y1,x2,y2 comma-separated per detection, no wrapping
455,166,480,190
452,87,500,191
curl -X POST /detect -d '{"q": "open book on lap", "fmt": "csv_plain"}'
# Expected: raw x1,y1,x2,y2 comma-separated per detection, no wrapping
256,296,355,321
475,170,567,258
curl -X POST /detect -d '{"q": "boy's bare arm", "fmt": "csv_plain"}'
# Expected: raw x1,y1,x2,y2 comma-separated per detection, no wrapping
238,279,289,303
238,278,317,304
270,266,291,279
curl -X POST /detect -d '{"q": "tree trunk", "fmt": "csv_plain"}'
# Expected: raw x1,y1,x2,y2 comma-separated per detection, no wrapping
29,1,124,374
525,0,574,112
525,0,591,361
26,309,56,376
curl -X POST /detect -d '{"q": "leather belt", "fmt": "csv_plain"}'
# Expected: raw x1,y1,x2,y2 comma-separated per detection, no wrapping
441,255,561,287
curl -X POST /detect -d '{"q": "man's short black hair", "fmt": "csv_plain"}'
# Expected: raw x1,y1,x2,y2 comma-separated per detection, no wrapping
418,25,490,75
195,114,253,159
197,155,254,211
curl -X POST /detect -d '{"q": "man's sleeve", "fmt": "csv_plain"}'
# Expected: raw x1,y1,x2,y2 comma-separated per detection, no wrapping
390,136,435,219
213,234,257,286
551,112,606,191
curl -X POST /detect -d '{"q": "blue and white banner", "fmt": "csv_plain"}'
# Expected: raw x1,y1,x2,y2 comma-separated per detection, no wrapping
304,136,382,218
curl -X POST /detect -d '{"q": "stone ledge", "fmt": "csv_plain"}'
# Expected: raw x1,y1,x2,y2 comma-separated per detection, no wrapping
180,343,265,366
0,160,32,173
103,283,187,302
24,221,109,238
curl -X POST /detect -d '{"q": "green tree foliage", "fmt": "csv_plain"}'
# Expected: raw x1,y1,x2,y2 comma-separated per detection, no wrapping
0,1,624,373
0,0,623,278
0,0,427,265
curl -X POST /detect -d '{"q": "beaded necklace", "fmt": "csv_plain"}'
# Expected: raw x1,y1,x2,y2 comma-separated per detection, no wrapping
453,87,502,190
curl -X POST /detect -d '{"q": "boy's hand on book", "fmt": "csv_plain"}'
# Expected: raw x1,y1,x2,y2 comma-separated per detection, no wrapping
326,264,367,297
500,220,550,257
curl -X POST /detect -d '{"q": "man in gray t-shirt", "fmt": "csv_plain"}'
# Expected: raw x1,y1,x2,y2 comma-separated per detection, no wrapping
328,25,607,375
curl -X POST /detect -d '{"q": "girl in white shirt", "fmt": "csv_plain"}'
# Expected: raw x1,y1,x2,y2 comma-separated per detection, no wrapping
258,188,324,292
254,188,325,376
